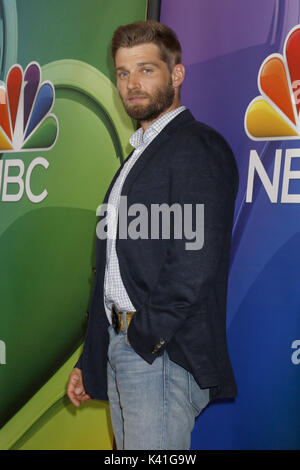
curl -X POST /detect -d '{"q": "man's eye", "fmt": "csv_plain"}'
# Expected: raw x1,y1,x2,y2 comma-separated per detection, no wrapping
118,72,128,78
143,68,152,74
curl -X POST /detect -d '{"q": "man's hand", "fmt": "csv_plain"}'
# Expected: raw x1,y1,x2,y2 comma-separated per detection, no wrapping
67,367,91,407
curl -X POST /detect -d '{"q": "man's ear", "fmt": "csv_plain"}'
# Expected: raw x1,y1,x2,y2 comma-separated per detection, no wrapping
172,63,185,89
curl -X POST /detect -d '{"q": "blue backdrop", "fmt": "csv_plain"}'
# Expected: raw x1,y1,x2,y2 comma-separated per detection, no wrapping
161,0,300,450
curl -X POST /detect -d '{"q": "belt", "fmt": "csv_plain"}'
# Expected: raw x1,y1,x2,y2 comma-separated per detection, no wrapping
112,304,135,334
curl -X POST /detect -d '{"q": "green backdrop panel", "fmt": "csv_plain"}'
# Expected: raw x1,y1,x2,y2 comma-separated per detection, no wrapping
0,0,147,450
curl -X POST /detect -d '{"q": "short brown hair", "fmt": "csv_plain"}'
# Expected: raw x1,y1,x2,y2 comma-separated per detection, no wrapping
111,20,182,72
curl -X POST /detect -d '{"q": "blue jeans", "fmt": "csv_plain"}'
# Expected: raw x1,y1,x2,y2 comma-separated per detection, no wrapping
107,314,210,450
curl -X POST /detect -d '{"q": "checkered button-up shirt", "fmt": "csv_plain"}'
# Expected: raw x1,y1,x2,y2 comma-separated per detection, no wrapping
103,105,186,324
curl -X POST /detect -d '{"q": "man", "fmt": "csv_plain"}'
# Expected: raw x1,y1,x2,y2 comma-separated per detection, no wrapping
67,20,239,450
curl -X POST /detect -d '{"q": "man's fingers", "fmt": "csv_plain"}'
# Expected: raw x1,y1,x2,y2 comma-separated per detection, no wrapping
67,369,89,407
70,374,80,384
67,375,79,394
81,394,91,402
67,385,81,406
71,392,91,405
67,368,91,407
68,393,81,407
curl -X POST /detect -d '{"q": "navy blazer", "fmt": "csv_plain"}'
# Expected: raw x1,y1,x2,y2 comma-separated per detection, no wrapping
75,109,239,402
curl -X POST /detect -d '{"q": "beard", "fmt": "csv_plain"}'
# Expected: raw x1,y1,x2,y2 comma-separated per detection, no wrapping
121,77,175,122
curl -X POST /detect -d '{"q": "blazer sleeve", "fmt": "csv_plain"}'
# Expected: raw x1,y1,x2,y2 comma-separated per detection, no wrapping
127,131,239,364
74,355,82,369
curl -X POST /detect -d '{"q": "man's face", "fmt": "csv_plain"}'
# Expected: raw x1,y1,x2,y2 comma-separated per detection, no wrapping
115,43,175,121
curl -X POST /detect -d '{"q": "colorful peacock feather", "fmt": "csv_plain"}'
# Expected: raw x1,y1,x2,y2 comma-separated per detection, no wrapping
245,25,300,141
0,62,58,152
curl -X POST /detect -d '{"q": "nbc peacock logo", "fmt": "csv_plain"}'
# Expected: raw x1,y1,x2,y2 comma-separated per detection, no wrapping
245,25,300,141
0,61,58,152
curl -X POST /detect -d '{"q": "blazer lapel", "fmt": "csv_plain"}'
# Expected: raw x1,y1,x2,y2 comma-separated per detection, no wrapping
121,131,170,197
97,109,195,263
102,149,135,205
96,149,135,264
121,109,195,198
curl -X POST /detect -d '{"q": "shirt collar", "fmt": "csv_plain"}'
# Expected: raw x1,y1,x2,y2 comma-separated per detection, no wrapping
129,105,186,150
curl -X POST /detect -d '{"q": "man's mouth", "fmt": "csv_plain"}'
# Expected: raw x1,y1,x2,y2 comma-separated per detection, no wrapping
128,96,147,102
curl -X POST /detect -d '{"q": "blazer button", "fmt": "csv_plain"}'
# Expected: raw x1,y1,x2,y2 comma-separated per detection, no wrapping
151,338,165,354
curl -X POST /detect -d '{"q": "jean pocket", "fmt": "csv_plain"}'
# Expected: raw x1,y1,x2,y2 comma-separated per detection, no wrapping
188,372,210,416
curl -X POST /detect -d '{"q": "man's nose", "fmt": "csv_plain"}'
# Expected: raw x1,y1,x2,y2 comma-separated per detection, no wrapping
127,73,140,90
